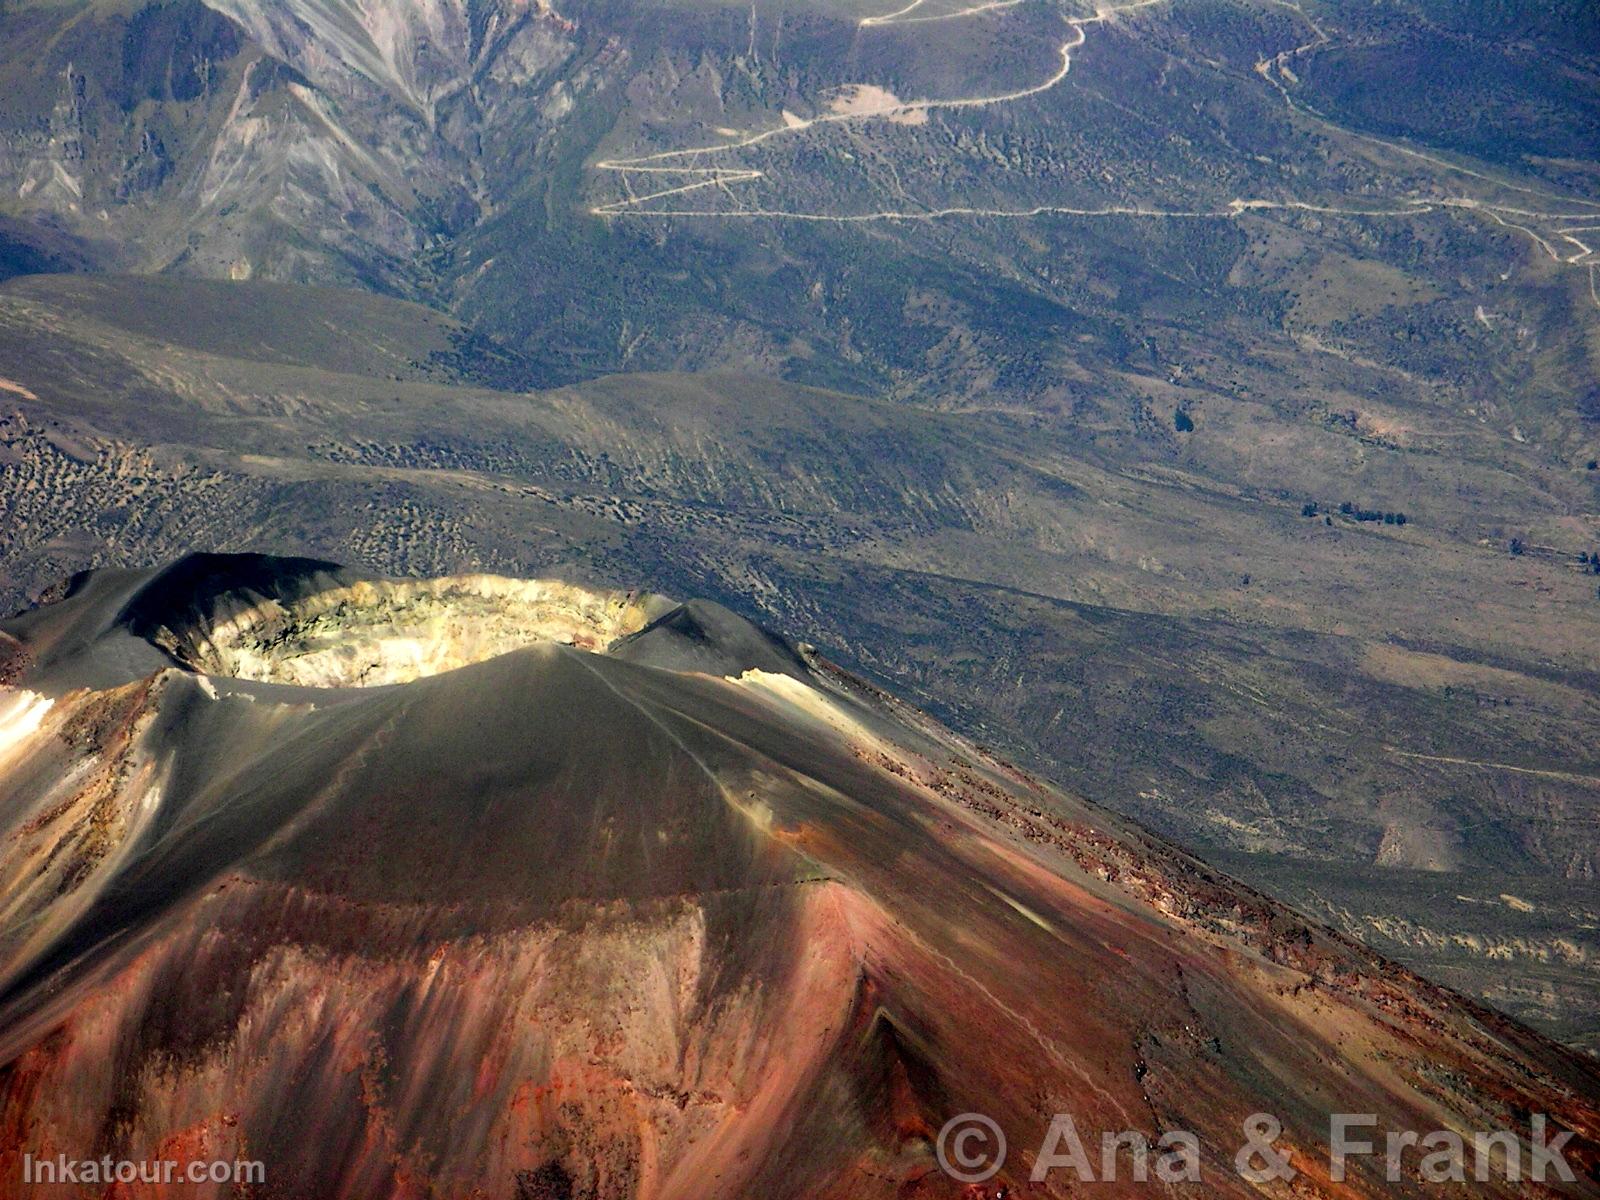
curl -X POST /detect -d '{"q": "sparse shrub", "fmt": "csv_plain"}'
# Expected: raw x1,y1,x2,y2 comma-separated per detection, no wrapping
1335,501,1410,527
1174,408,1194,433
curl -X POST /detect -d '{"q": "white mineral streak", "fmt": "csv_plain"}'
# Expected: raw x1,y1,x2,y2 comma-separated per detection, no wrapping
0,690,53,763
733,669,876,743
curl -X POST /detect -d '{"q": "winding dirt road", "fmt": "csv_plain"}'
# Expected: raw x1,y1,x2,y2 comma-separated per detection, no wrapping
590,0,1600,306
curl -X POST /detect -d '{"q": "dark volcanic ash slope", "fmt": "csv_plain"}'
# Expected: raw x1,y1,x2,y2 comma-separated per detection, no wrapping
0,555,1597,1198
4,273,1600,1054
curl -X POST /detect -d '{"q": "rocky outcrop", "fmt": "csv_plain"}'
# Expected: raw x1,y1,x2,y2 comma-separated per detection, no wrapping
150,573,668,687
0,0,584,291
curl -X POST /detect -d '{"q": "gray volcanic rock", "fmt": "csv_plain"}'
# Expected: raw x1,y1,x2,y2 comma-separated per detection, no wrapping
0,0,582,296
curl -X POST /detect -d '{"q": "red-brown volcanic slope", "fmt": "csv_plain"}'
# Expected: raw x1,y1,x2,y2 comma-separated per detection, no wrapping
0,556,1596,1199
